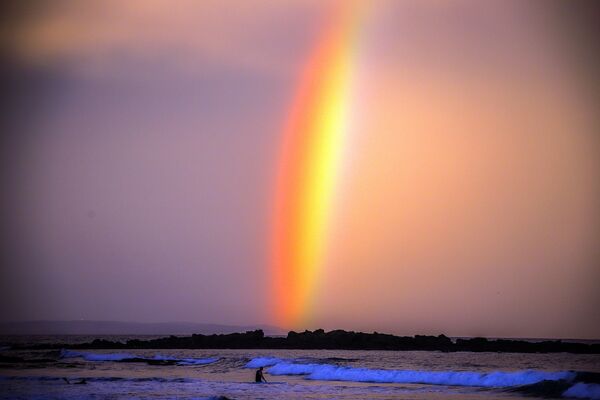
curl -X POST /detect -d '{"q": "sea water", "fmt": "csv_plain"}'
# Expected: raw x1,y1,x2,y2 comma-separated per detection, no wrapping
1,340,599,399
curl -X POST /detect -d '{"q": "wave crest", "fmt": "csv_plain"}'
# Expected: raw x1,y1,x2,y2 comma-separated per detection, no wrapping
244,357,284,368
60,350,218,365
244,356,576,388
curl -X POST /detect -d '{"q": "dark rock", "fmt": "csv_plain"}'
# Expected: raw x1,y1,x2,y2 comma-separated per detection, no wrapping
16,329,600,354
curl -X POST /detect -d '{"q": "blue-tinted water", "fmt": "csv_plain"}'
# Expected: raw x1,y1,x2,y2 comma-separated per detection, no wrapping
1,346,599,399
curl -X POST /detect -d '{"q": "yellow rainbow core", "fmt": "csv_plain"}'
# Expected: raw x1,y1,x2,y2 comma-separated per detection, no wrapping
272,4,361,328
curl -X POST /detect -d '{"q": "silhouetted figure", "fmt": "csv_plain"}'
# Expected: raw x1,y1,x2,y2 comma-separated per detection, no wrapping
255,366,267,383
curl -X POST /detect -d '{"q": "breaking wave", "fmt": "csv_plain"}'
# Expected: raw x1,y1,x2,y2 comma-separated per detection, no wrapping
243,356,356,369
244,357,284,368
269,362,574,387
60,350,135,361
246,357,587,389
244,356,600,399
563,383,600,399
60,350,218,365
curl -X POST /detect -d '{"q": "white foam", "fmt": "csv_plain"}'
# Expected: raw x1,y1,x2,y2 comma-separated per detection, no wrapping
60,350,135,361
266,361,575,388
268,362,324,375
244,357,284,368
60,350,218,365
563,383,600,399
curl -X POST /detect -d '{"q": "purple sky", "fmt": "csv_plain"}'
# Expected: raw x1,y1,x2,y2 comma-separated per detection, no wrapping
1,1,599,339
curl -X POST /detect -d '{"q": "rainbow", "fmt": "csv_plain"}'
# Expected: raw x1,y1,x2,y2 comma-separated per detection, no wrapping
272,3,364,328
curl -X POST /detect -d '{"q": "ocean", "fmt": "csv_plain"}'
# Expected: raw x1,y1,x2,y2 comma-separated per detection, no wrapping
1,336,599,400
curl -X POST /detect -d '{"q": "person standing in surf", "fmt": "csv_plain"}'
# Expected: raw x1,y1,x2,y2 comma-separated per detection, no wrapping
255,366,267,383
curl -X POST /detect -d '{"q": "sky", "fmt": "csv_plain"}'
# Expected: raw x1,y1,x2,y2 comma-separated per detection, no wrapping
1,0,599,339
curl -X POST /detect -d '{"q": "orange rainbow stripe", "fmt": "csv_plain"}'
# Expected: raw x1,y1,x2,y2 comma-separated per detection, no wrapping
272,3,364,328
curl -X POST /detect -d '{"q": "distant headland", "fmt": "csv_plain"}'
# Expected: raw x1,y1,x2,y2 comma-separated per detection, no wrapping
14,329,600,354
0,320,285,336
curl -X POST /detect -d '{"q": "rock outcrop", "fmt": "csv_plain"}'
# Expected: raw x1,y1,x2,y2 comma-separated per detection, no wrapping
14,329,600,353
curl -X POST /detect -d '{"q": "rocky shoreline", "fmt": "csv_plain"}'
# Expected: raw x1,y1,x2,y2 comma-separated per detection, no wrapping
11,329,600,353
